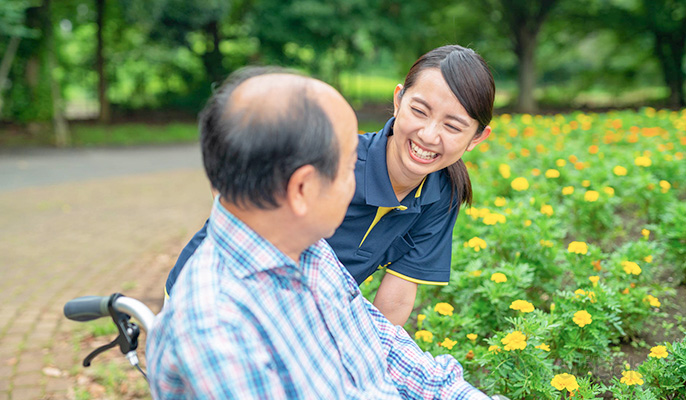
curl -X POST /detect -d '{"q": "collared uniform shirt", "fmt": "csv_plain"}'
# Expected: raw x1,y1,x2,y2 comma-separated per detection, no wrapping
164,118,460,295
327,117,460,285
147,198,488,399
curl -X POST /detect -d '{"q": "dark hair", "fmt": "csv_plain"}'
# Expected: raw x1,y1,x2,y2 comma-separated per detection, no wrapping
200,67,340,209
398,45,495,206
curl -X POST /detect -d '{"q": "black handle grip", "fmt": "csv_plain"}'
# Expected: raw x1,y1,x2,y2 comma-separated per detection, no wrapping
64,296,110,322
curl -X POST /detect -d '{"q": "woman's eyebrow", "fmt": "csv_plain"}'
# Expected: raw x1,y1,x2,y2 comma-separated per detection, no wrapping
411,96,469,127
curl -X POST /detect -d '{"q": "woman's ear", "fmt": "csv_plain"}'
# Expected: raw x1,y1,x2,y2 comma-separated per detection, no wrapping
285,164,318,217
393,84,403,117
467,125,492,152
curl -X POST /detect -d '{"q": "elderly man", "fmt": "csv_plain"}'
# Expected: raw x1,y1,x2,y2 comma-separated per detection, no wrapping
146,67,490,399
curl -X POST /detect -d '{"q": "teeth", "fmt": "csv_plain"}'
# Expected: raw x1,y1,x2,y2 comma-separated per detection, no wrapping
410,141,437,160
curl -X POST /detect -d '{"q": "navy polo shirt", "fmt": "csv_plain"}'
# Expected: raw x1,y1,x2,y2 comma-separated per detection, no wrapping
326,118,459,286
165,118,459,295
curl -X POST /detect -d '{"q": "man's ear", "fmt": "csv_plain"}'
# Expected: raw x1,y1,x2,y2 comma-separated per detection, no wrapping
285,164,319,217
467,125,492,152
392,84,403,118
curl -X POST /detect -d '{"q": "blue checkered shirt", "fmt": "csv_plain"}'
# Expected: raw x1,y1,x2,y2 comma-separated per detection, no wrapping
147,198,489,399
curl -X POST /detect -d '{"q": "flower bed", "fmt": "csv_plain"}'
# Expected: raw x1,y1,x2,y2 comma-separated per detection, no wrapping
363,108,686,399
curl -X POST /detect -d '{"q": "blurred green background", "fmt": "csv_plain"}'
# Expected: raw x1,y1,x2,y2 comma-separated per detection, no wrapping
1,0,685,147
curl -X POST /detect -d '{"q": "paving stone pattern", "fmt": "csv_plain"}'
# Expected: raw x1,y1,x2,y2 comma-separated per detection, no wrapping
0,169,210,399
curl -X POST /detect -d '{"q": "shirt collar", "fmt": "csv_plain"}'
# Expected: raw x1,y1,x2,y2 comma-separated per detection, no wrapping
207,197,310,280
363,118,443,209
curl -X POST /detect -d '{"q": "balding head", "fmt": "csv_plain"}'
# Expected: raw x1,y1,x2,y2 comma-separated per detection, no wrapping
200,67,353,209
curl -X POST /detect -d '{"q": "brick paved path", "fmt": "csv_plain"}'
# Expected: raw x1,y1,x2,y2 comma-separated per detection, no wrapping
0,169,210,399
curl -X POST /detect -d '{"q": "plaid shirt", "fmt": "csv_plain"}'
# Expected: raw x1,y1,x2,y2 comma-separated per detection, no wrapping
147,198,489,399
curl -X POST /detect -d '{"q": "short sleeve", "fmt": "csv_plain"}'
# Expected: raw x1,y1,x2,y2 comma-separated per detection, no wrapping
386,186,459,285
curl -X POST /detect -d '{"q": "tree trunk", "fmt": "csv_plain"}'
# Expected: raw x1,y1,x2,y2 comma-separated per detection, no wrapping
201,21,225,85
43,0,70,146
96,0,110,123
653,32,685,108
515,29,538,113
0,36,21,117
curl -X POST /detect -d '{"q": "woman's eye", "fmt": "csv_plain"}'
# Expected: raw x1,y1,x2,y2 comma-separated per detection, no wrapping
411,107,426,116
446,124,461,132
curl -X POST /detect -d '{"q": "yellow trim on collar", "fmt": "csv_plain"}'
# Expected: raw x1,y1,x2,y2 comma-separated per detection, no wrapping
385,268,449,286
415,177,427,198
164,286,170,300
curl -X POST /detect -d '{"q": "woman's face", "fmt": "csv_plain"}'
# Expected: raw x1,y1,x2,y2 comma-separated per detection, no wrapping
388,68,491,185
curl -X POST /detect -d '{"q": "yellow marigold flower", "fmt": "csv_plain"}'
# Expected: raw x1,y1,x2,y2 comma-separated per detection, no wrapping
622,261,642,275
556,158,567,167
645,295,661,307
524,220,532,227
417,314,426,324
589,276,600,286
469,270,483,277
483,212,506,225
467,333,478,341
584,190,600,202
491,272,507,283
545,169,560,178
568,241,588,255
467,237,487,252
501,331,527,351
551,373,579,392
573,310,593,327
587,291,597,303
550,303,555,312
540,204,554,216
613,165,628,176
582,180,591,187
511,177,529,191
510,300,535,313
434,302,454,316
635,156,652,167
648,345,668,359
603,186,615,197
536,343,551,351
415,330,434,343
440,338,457,350
499,163,511,179
644,255,653,263
660,180,671,193
620,370,644,386
642,229,650,239
562,186,574,195
574,289,587,297
477,208,490,218
494,197,507,207
488,345,501,353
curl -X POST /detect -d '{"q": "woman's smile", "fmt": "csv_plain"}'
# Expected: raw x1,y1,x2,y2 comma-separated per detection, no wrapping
409,140,439,163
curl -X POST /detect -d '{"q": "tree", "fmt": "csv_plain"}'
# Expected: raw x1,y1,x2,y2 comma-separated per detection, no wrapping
95,0,110,122
0,0,37,117
484,0,561,112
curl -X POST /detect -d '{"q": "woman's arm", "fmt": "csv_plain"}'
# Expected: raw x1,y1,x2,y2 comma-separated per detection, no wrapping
373,273,418,326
